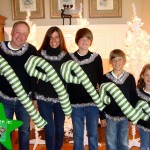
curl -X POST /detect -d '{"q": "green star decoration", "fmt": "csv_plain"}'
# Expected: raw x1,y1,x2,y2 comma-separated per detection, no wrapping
0,103,23,150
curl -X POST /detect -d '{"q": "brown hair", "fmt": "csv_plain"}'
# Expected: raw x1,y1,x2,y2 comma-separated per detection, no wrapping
75,28,93,45
12,21,30,33
39,26,68,52
137,64,150,89
109,49,126,63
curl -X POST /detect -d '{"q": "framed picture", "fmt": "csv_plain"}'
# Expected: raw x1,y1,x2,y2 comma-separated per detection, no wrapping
12,0,45,20
89,0,122,18
50,0,83,18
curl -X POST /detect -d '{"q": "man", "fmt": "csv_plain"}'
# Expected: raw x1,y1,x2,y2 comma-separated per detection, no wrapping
0,21,37,150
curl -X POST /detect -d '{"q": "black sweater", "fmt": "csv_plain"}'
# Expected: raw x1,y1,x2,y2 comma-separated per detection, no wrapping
102,71,137,118
68,50,103,105
136,88,150,131
0,41,37,99
35,46,71,101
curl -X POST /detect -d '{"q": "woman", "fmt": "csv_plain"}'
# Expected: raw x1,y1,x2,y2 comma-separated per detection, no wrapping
35,26,70,150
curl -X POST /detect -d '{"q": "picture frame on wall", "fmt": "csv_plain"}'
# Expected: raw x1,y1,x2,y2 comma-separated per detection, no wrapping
12,0,45,20
50,0,83,18
89,0,122,18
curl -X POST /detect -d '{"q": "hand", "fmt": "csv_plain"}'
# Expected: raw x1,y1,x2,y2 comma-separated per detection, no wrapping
101,119,107,127
33,100,38,111
96,83,100,91
35,125,42,131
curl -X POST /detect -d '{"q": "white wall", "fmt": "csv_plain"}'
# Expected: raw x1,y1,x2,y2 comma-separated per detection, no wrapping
141,1,150,34
4,24,127,59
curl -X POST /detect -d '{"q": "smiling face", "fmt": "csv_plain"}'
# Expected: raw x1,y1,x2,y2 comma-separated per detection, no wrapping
109,49,126,75
78,36,91,51
75,28,93,55
142,69,150,88
49,31,60,49
10,23,29,49
110,57,126,72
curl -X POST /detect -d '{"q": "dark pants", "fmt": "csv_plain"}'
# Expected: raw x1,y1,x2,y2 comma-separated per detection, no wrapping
37,100,65,150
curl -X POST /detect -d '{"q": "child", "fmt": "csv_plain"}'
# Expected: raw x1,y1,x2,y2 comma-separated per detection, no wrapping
136,64,150,150
102,49,137,150
68,28,106,150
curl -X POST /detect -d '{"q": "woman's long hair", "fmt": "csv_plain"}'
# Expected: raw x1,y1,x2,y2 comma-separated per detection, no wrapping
39,26,68,52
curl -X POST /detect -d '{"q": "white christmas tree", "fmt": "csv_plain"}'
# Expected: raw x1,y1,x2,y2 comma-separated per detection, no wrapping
125,4,150,149
24,1,38,48
124,3,150,81
25,9,37,48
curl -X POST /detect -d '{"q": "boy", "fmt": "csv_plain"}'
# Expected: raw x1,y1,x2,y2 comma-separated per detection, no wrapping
68,28,105,150
102,49,137,150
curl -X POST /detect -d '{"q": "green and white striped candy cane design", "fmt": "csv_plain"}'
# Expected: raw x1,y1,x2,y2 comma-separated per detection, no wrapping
61,60,150,124
61,60,105,111
0,55,47,128
99,82,150,124
135,100,150,116
24,55,72,116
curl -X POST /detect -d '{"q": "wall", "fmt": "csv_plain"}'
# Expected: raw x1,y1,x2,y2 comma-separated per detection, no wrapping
0,0,142,27
5,24,127,54
141,1,150,34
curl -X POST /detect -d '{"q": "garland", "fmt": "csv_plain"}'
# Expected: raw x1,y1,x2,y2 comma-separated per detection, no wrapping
24,55,72,116
61,60,150,124
0,55,47,128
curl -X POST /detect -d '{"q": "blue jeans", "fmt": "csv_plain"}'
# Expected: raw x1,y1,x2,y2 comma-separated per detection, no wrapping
106,118,129,150
0,98,30,150
37,100,65,150
139,127,150,150
71,106,99,150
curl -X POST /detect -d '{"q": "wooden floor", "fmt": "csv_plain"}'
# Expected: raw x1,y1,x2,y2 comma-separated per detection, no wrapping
12,125,140,150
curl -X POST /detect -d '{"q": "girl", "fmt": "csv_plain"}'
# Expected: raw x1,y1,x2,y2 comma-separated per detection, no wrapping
137,64,150,150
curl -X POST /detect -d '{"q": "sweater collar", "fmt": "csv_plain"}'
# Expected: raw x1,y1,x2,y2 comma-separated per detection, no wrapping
46,45,61,56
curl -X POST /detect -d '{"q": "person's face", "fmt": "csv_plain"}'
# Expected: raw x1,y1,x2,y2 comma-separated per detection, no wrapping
49,31,60,48
11,24,29,49
110,57,126,71
78,37,91,51
142,69,150,87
